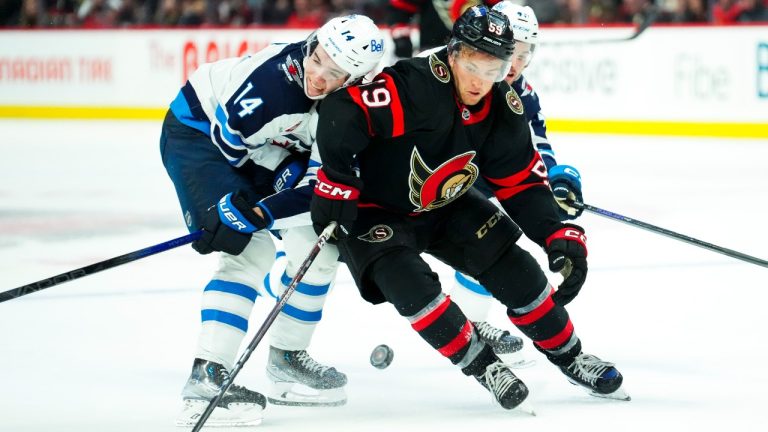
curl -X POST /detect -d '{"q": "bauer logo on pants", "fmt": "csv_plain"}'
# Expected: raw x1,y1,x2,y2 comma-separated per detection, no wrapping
357,224,394,243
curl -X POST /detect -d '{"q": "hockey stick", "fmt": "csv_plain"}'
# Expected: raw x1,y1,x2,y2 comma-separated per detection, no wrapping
0,231,203,303
191,222,338,432
576,203,768,268
540,4,658,46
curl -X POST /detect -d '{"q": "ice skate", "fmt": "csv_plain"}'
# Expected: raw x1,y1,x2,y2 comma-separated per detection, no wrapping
559,353,631,401
266,346,347,407
175,358,266,427
475,360,534,414
473,321,535,368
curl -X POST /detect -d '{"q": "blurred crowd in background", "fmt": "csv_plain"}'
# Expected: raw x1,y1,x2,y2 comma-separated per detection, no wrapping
0,0,766,29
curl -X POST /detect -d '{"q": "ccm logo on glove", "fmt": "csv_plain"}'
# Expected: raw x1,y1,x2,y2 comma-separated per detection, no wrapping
315,169,360,200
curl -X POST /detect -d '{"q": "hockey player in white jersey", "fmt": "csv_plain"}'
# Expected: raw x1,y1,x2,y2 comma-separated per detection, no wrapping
448,1,588,364
159,15,385,426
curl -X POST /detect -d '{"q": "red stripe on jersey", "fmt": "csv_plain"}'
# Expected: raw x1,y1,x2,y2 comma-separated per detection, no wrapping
459,93,493,125
492,183,540,201
390,0,420,14
509,295,556,326
346,86,374,136
484,152,548,200
379,73,405,137
411,296,451,332
438,320,473,357
534,320,574,350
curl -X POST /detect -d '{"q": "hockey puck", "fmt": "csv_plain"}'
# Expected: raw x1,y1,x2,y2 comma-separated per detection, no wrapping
370,344,394,369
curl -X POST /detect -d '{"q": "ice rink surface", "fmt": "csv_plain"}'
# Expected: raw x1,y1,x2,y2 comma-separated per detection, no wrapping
1,119,766,432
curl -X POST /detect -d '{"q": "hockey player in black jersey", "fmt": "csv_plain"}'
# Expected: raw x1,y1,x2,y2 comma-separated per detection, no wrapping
310,5,629,410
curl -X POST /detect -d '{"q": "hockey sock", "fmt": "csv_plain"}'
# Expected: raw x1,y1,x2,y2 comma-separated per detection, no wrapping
507,284,581,366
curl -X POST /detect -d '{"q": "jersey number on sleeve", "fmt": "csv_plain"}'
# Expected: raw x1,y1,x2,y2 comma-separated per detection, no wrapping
234,82,264,118
361,87,391,108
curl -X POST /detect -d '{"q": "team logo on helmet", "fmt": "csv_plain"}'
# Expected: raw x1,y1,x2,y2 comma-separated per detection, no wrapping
429,54,451,83
408,148,479,212
505,89,524,115
357,224,394,243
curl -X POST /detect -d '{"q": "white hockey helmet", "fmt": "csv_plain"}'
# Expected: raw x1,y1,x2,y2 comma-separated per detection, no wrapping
492,1,539,45
314,14,385,85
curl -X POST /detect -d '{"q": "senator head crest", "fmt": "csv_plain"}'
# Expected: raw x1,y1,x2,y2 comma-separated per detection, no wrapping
408,148,479,212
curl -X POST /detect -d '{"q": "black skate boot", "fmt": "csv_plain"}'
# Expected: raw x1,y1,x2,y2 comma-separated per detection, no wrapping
266,346,347,406
474,360,530,410
473,321,524,354
176,358,266,427
559,353,630,401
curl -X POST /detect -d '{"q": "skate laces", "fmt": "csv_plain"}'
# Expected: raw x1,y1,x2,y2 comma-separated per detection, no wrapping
207,363,248,392
481,362,519,400
566,354,615,386
475,321,509,342
295,351,332,376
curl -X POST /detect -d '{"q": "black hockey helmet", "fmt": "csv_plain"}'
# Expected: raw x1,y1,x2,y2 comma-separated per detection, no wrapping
451,5,515,61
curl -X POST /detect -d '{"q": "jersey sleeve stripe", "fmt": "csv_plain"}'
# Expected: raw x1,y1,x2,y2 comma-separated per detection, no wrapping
214,105,247,150
346,86,374,136
211,124,248,166
390,0,420,14
484,154,540,188
380,73,405,137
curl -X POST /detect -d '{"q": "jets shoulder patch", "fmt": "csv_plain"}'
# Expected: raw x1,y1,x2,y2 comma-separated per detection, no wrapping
505,89,524,115
429,54,451,84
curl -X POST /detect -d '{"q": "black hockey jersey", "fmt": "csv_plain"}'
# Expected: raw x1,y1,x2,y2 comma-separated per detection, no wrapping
315,49,563,246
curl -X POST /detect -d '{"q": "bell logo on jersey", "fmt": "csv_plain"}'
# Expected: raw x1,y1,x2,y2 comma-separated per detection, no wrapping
408,148,479,212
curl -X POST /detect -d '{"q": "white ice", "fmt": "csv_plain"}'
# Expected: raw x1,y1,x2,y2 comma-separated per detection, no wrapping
1,119,766,432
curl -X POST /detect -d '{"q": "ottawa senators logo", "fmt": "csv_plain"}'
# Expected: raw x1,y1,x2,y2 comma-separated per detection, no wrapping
409,148,479,212
429,54,450,83
357,224,394,243
505,89,524,115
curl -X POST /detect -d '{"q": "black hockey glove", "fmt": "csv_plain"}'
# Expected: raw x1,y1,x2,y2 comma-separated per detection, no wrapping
545,224,588,306
310,168,359,242
192,191,269,256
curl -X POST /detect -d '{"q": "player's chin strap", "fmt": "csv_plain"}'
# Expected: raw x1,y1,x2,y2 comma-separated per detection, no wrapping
190,222,338,432
571,201,767,268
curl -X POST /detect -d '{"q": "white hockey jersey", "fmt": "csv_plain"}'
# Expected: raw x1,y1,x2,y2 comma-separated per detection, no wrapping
170,41,316,171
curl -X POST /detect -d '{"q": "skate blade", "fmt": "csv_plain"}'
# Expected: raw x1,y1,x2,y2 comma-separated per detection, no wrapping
175,399,264,427
268,381,347,407
588,386,631,401
498,351,537,369
515,399,537,416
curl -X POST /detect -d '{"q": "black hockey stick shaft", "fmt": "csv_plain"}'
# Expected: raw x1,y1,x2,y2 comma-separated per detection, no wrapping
0,231,203,303
541,4,658,46
191,222,338,432
579,203,768,268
